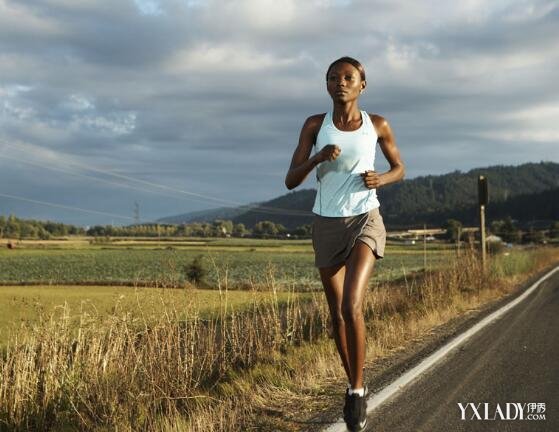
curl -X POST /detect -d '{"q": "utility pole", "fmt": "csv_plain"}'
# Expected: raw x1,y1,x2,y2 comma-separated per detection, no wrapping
423,223,427,269
133,201,140,225
478,175,488,269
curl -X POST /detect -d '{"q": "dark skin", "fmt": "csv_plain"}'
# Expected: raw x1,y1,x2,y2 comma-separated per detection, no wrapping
285,62,405,389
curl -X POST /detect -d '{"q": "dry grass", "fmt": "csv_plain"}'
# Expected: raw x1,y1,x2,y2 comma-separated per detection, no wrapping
1,246,557,431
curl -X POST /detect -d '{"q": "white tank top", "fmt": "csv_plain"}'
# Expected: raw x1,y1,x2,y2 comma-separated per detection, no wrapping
311,110,380,217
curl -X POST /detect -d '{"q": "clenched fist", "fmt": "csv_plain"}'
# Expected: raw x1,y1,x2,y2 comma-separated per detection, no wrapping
317,144,341,163
361,170,383,189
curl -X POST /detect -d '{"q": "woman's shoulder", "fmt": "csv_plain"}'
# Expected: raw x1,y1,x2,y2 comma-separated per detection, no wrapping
302,113,328,132
367,112,390,135
366,112,386,123
306,112,328,124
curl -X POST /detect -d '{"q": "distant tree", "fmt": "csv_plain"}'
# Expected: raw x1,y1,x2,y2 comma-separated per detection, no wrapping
87,226,102,236
6,215,21,238
253,221,279,238
524,227,545,244
549,221,559,239
38,228,51,240
490,220,502,236
443,219,462,242
189,222,212,237
491,216,522,243
212,219,233,237
232,223,248,237
67,225,84,235
275,223,287,235
20,224,38,238
292,224,312,237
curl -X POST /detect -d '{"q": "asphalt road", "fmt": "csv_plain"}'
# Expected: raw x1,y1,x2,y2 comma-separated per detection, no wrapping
364,267,559,432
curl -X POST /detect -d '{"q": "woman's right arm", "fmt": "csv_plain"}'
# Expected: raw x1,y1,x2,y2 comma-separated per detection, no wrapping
285,115,328,190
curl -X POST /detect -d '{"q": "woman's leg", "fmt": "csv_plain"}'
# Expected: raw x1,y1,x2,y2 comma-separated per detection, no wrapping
319,262,351,381
342,240,376,389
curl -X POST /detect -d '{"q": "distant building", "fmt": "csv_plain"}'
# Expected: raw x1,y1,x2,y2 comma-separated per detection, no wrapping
486,234,503,243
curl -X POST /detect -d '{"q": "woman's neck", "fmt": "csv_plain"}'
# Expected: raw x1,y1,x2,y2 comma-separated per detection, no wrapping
332,101,361,125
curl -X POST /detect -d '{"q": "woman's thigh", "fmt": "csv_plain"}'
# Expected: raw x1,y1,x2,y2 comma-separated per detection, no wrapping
319,262,346,315
342,240,376,311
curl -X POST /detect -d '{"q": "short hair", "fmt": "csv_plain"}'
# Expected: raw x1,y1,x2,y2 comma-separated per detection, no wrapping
326,56,366,81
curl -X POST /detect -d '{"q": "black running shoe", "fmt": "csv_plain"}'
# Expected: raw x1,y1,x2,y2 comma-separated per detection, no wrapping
343,387,351,423
345,385,368,432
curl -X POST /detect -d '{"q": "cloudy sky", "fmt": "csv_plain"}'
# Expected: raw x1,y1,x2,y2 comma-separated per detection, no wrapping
1,0,558,227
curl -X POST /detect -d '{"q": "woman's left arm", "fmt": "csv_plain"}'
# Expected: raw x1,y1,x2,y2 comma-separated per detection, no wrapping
361,114,406,189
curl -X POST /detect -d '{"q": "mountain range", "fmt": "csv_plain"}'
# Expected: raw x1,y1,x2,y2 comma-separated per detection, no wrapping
157,161,559,230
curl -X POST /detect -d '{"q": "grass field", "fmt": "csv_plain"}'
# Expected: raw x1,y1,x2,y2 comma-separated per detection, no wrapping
1,245,556,431
0,284,313,348
0,236,454,349
0,237,454,290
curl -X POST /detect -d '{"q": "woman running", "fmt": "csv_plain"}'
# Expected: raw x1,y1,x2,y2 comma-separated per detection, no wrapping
285,56,405,431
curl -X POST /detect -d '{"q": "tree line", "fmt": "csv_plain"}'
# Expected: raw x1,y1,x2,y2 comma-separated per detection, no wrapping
443,217,559,244
3,212,557,245
0,214,312,240
0,215,85,239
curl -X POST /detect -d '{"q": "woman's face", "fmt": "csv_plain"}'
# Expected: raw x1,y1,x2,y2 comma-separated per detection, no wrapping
326,62,366,103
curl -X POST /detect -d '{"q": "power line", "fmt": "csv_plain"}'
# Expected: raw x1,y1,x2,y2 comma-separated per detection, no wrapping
3,151,305,215
0,154,185,202
0,192,137,221
0,140,314,217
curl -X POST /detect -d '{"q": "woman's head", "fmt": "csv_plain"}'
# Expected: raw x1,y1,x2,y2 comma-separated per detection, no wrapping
325,56,366,82
325,56,366,102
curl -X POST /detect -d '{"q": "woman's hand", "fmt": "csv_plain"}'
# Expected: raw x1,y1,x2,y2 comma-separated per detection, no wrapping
317,144,342,163
361,170,383,189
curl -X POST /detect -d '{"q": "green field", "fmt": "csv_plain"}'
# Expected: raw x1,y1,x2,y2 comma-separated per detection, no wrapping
0,237,455,347
0,238,454,290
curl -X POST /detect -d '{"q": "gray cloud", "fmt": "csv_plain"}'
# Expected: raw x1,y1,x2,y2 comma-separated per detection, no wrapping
1,0,558,226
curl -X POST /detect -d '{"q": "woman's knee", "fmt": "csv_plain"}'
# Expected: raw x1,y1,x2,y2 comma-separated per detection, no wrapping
341,301,363,322
330,309,345,327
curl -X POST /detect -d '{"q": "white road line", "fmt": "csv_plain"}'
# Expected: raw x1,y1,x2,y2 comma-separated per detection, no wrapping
323,265,559,432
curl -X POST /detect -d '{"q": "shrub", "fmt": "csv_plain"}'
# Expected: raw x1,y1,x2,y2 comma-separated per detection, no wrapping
487,241,504,254
183,255,206,285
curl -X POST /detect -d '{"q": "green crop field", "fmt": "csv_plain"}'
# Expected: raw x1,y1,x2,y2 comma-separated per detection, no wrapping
0,236,456,347
0,238,454,290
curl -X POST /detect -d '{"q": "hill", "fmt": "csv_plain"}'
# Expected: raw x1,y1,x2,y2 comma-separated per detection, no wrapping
158,205,248,225
157,161,559,230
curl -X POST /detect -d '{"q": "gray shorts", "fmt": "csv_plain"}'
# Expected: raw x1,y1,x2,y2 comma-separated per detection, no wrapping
311,207,386,268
